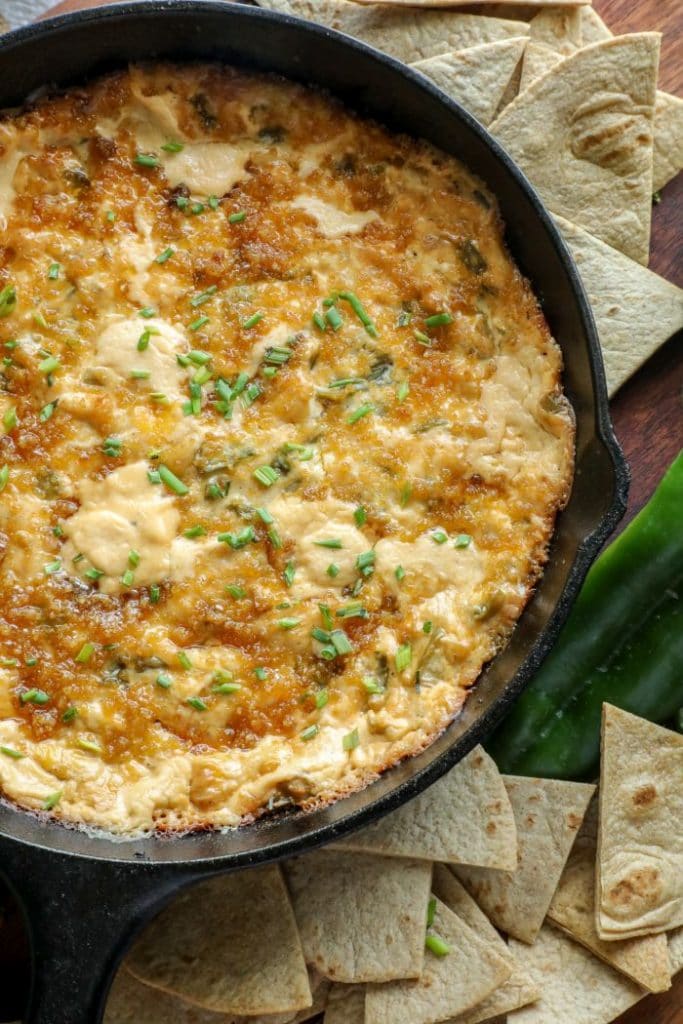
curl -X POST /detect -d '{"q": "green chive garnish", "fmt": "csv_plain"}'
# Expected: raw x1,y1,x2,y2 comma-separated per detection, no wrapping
363,676,384,695
315,689,329,709
48,263,60,280
314,538,343,550
330,629,353,655
0,465,7,492
39,355,60,375
356,550,375,576
243,311,264,330
149,584,161,603
342,727,360,751
277,617,301,630
1,746,24,759
102,436,122,457
218,526,255,549
347,403,373,425
190,315,210,332
2,407,17,432
326,563,340,578
186,696,207,711
454,534,472,548
423,621,433,634
431,529,448,544
426,934,450,957
130,369,151,380
75,642,95,664
190,285,218,308
424,312,453,328
43,560,62,575
226,584,246,599
229,211,247,224
283,561,296,587
254,666,267,680
396,381,410,402
183,524,206,539
177,651,193,670
301,724,319,741
40,402,56,422
336,603,366,619
43,791,62,811
134,152,160,168
325,306,343,331
161,140,184,153
338,291,378,338
128,550,141,568
62,706,78,722
253,465,279,487
395,644,412,672
353,505,367,526
319,604,334,631
414,329,431,346
312,311,326,332
395,565,406,582
0,286,17,317
427,897,437,928
77,738,102,755
158,464,189,495
139,306,157,319
121,569,135,588
84,567,104,582
21,689,50,705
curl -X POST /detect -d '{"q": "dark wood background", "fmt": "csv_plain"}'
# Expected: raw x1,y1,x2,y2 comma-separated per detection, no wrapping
0,0,680,1021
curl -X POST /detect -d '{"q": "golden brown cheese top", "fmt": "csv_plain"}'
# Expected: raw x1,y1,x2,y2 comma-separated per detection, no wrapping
0,64,573,833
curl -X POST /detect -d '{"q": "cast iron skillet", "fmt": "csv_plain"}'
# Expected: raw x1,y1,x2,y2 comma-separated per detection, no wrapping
0,3,628,1021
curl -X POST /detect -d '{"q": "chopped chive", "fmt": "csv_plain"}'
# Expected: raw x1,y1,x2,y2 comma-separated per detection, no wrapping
229,211,247,224
0,286,17,318
315,689,329,709
336,603,366,619
347,403,374,425
396,380,410,402
188,350,212,366
218,526,256,549
190,202,205,216
319,604,334,631
156,672,172,689
353,505,367,526
208,195,220,211
325,306,343,332
338,291,378,338
102,436,122,457
395,643,412,672
48,263,60,280
39,402,56,422
39,355,60,375
130,369,151,380
155,247,174,265
177,651,193,670
326,563,340,578
283,561,296,587
268,527,282,549
161,140,184,153
454,534,472,548
84,567,104,581
137,327,158,351
43,559,62,575
312,311,326,332
330,629,353,655
253,465,279,487
395,565,406,582
148,469,162,485
232,372,249,396
183,524,206,539
256,506,274,524
254,666,267,681
52,525,64,538
106,210,117,223
149,584,161,604
243,311,264,330
311,627,331,644
431,529,448,544
43,791,62,811
21,688,50,705
139,306,157,319
75,642,95,664
128,550,140,568
212,681,241,695
134,152,160,168
356,550,375,576
264,346,291,365
422,621,433,634
0,465,8,492
400,483,412,507
190,315,210,332
3,406,17,431
186,696,207,711
342,727,360,751
318,645,337,661
426,897,437,928
426,934,450,957
190,285,218,308
424,312,453,328
158,464,189,495
62,706,78,722
121,569,135,587
277,617,301,630
226,584,246,599
301,724,319,741
77,738,102,755
242,382,262,407
363,676,384,695
314,538,343,550
1,746,24,759
175,196,189,210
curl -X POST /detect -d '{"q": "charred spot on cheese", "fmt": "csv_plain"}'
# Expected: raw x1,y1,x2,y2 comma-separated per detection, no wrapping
0,63,573,834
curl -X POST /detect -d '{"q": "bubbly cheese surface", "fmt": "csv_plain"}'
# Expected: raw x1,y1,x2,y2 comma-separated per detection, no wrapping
0,64,573,834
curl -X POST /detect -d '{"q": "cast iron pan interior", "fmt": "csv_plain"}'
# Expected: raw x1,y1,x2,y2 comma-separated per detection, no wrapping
0,4,628,1021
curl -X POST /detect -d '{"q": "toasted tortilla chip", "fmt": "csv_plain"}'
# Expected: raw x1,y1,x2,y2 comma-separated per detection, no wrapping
653,91,683,192
507,924,644,1024
353,0,585,5
669,928,683,975
255,1,530,62
412,38,527,126
105,969,236,1024
126,866,310,1016
597,705,683,940
518,41,562,92
455,775,594,943
433,866,540,1022
284,851,431,983
548,798,671,993
365,896,511,1024
528,6,582,54
490,35,660,265
324,985,366,1024
580,6,612,45
552,214,683,393
332,746,517,869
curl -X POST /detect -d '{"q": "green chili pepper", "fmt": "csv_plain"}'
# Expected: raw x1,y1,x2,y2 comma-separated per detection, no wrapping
488,450,683,780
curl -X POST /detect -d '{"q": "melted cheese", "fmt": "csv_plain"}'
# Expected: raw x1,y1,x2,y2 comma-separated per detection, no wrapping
0,64,573,834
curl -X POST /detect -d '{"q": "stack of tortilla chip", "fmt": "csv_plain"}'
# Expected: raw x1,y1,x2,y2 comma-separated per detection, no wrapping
254,0,683,396
99,711,682,1024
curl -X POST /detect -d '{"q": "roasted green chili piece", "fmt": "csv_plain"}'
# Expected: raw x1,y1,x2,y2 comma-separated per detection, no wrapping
488,451,683,780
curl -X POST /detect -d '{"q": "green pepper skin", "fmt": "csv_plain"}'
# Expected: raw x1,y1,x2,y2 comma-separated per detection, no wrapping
488,450,683,780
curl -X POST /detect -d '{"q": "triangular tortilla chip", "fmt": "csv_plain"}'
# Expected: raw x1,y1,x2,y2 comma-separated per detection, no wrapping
105,968,236,1024
323,985,366,1024
580,7,612,45
507,924,644,1024
597,705,683,940
254,1,530,62
411,38,528,126
365,896,511,1024
669,928,683,975
126,866,311,1016
284,851,431,983
353,0,584,5
653,91,683,192
454,776,595,943
433,866,540,1022
331,746,517,869
552,214,683,393
528,6,582,54
490,35,660,265
548,798,672,993
518,41,562,92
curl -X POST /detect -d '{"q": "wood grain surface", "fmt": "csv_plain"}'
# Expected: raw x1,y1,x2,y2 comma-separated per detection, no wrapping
0,1,681,1022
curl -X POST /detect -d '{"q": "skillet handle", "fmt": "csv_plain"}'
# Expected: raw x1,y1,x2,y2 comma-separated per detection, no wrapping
0,833,199,1024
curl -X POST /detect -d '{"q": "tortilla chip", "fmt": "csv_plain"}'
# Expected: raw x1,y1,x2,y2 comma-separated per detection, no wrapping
669,928,683,975
507,924,644,1024
254,1,530,62
552,214,683,393
105,969,236,1024
284,851,431,983
331,746,517,869
597,705,683,940
653,91,683,192
528,6,582,55
411,38,527,126
580,6,612,45
433,866,540,1022
126,866,311,1016
518,41,562,92
490,34,660,265
323,985,366,1024
454,775,594,943
548,798,672,993
365,896,511,1024
353,0,585,5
